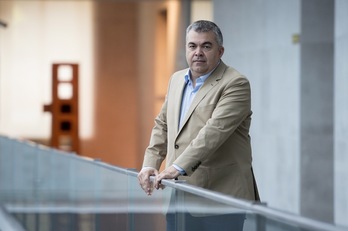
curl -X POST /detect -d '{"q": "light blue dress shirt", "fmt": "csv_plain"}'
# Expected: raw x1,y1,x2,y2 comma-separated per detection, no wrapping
178,71,211,129
173,68,216,175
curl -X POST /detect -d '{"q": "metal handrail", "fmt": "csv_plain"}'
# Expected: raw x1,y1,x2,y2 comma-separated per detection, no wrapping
0,206,26,231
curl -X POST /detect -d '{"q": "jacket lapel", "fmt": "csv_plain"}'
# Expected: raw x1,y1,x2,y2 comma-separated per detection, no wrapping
177,61,227,135
174,74,187,134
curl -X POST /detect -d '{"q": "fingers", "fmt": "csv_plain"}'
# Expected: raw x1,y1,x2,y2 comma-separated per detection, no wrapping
154,166,180,189
138,166,181,194
137,167,158,195
154,175,164,190
154,173,164,190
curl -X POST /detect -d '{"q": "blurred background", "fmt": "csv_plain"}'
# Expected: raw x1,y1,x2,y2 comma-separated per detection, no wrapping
0,0,347,229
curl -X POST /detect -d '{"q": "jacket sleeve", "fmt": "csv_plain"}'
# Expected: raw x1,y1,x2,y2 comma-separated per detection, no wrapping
142,81,171,170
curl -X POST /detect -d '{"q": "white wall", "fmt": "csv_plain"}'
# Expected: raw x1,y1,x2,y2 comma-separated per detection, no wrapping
0,1,94,139
214,0,301,214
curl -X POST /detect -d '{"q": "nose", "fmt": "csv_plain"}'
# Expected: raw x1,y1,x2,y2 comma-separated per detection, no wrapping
194,47,203,56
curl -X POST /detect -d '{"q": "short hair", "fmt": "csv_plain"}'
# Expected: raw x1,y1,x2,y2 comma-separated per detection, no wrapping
186,20,223,46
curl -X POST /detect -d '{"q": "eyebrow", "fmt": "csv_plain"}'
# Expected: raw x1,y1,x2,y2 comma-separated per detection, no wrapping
202,42,213,46
188,41,213,46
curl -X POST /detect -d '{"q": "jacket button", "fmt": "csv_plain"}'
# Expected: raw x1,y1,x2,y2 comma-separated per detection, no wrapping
175,144,179,149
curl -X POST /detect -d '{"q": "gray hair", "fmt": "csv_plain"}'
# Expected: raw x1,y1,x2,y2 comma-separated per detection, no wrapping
186,20,223,46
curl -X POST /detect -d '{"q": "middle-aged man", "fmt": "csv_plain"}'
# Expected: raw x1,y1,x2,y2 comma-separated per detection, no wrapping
138,20,260,231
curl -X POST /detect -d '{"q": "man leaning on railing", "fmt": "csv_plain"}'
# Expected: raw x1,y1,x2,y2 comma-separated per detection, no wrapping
138,20,260,231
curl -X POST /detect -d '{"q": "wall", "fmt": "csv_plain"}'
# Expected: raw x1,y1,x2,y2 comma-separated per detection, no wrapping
0,1,94,141
214,0,348,226
0,1,140,168
0,0,184,169
137,1,188,169
335,0,348,227
81,2,139,167
299,0,334,222
214,0,301,214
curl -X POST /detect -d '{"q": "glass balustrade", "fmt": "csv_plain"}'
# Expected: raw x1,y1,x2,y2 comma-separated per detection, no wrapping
0,135,345,231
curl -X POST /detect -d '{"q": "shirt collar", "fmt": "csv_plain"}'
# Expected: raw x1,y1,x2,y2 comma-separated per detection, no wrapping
184,60,221,84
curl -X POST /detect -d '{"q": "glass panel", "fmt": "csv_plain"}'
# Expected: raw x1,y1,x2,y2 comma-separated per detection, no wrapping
160,189,304,231
0,136,131,230
127,172,167,231
167,189,248,231
0,136,343,231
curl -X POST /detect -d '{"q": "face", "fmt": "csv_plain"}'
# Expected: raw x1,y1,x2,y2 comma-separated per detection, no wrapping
186,30,224,79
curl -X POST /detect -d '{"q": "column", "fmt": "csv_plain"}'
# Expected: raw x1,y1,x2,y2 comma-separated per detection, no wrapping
300,0,334,222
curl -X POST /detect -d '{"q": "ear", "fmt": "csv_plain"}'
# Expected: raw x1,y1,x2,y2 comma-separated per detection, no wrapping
218,46,225,58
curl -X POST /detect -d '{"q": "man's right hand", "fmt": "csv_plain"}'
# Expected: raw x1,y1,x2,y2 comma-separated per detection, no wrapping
137,167,159,196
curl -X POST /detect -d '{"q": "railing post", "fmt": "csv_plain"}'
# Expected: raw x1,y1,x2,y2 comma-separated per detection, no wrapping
173,189,186,231
255,202,267,231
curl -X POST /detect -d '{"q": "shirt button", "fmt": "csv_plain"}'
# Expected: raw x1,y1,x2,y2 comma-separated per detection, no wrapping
175,144,179,149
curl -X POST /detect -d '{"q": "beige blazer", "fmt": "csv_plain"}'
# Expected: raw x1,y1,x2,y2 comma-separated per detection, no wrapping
143,61,259,201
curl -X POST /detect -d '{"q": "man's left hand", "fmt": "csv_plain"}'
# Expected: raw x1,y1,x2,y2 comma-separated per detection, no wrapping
154,166,180,190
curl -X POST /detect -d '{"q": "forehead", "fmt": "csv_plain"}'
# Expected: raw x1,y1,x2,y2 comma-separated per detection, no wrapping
186,30,216,44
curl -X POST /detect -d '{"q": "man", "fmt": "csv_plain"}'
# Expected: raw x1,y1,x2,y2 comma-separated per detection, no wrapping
138,20,259,230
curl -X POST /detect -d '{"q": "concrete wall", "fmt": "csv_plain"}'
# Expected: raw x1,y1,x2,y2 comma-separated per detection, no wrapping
214,0,301,214
300,0,334,223
335,0,348,227
214,0,348,227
